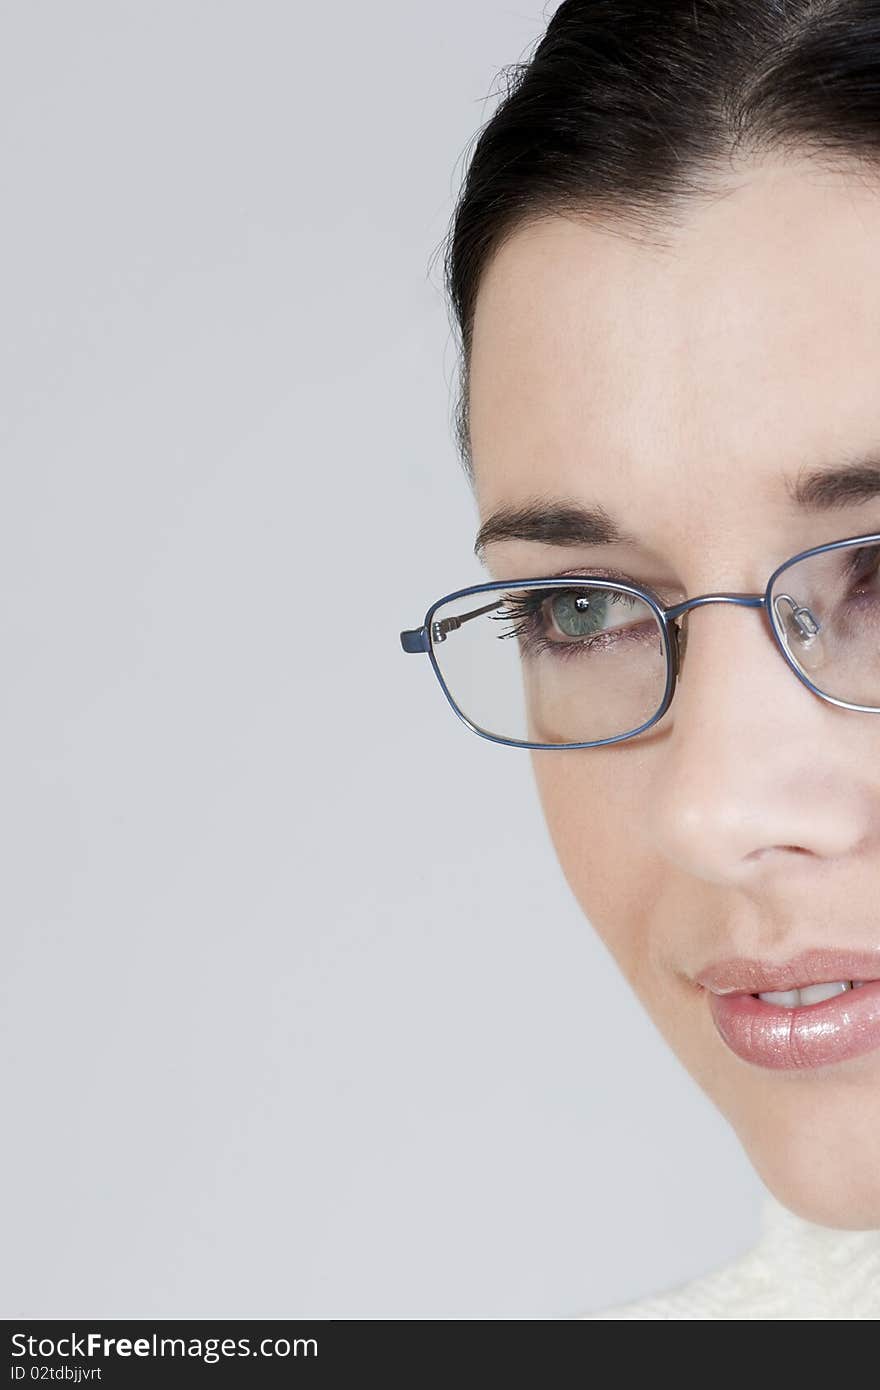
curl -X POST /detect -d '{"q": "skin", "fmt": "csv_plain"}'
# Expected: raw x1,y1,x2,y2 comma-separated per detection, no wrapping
467,157,880,1229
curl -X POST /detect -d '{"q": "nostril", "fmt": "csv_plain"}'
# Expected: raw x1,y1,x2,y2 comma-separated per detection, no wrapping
745,844,811,862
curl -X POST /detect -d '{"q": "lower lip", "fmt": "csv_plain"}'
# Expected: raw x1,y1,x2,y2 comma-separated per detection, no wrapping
707,980,880,1070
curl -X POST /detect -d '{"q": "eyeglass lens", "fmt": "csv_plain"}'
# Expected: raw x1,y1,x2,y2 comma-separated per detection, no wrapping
427,539,880,747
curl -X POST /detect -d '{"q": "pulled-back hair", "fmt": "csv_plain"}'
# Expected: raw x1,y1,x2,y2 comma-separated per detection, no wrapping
443,0,880,480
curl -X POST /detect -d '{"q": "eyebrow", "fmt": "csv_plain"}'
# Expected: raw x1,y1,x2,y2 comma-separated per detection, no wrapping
473,459,880,559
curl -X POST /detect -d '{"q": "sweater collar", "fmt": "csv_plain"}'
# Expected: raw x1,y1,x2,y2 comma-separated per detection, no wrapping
756,1185,880,1306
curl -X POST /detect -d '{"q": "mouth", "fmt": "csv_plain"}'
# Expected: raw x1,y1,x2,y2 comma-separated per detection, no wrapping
695,949,880,1070
750,978,874,1006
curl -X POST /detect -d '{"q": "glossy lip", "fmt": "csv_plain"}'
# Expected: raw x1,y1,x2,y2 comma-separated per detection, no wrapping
696,948,880,1071
706,980,880,1070
696,947,880,996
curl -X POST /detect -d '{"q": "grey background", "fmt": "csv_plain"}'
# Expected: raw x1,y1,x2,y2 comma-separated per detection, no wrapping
0,2,765,1318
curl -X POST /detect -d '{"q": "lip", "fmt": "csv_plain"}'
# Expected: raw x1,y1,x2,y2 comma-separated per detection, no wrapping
696,948,880,996
697,948,880,1071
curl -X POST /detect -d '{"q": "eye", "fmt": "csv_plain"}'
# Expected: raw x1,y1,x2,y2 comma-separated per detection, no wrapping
546,588,645,639
492,583,660,663
844,544,880,592
549,590,610,638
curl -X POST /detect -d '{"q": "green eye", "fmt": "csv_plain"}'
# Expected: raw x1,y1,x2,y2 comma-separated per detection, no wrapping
550,591,607,638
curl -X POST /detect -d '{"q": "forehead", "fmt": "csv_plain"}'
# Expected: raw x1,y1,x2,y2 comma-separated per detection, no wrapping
468,159,880,553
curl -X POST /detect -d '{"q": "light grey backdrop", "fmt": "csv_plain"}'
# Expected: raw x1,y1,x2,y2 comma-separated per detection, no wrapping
0,1,764,1318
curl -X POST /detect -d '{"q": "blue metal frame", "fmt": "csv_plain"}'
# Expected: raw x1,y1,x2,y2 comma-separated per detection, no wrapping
398,529,880,749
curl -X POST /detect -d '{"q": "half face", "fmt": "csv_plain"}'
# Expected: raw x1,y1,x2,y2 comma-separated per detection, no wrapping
467,157,880,1228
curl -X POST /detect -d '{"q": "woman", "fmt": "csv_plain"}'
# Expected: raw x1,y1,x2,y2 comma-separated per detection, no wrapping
400,1,880,1317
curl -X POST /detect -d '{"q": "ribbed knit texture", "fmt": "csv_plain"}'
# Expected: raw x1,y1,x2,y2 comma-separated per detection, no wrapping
580,1191,880,1319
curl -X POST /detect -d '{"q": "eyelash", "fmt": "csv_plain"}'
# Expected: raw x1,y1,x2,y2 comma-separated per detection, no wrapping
549,565,668,605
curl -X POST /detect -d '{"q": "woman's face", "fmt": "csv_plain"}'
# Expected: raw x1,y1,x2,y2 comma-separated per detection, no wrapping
467,158,880,1229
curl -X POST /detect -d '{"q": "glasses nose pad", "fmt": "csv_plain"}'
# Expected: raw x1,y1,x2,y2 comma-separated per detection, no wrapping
773,592,825,673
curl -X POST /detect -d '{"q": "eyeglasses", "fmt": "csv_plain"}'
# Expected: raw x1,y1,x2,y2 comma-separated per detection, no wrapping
399,530,880,749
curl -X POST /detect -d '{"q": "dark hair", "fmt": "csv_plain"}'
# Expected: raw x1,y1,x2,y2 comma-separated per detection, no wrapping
443,0,880,481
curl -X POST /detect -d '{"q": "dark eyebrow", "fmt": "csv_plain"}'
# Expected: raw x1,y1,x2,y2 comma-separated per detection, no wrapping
474,461,880,560
786,458,880,510
473,499,633,560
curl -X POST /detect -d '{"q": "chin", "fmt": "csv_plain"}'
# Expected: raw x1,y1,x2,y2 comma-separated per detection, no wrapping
737,1131,880,1231
717,1061,880,1231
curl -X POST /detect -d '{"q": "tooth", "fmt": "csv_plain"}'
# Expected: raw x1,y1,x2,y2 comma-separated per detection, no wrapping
758,989,801,1006
853,980,867,989
799,981,850,1005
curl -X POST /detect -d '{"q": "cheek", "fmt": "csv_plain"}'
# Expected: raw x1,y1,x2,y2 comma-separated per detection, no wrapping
530,749,661,979
529,751,722,1124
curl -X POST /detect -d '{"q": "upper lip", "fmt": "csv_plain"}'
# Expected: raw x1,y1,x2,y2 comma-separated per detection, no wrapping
696,947,880,995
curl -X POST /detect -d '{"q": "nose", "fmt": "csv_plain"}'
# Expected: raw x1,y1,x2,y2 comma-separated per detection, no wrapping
643,598,875,890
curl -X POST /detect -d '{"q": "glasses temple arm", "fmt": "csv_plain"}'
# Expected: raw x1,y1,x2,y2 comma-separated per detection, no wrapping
399,597,506,653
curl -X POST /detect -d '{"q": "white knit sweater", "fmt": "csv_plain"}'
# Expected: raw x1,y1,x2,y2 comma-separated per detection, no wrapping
580,1190,880,1319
